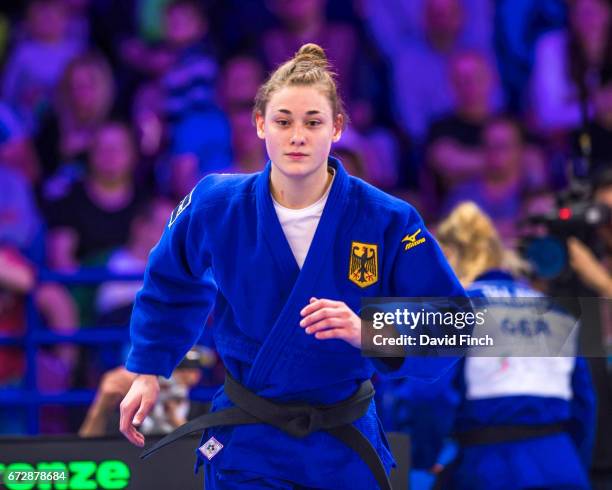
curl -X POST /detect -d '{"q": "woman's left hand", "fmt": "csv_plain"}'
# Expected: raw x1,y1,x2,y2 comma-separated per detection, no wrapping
300,297,361,348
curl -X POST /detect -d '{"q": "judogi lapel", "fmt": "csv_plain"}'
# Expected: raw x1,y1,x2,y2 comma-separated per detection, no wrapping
247,159,352,391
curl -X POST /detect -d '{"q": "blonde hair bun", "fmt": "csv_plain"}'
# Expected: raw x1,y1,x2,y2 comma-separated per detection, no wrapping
295,43,328,63
253,42,346,126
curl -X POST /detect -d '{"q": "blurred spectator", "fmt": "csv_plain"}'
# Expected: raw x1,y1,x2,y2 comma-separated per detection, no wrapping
0,156,78,434
262,0,357,105
35,52,116,183
331,135,367,180
443,116,548,243
79,351,206,437
161,152,201,201
567,171,612,298
218,56,266,174
161,0,217,117
422,51,498,219
494,0,567,112
0,113,42,259
347,95,401,193
332,127,397,187
116,0,217,108
0,164,41,257
0,101,41,187
2,0,84,132
219,55,264,113
360,0,493,52
227,109,266,174
130,82,166,195
0,235,37,391
168,107,232,176
0,139,43,366
44,121,147,269
78,366,136,437
160,0,232,174
361,0,498,144
84,197,174,375
96,197,174,327
132,82,165,160
531,0,612,133
566,170,612,487
79,346,218,437
0,244,80,434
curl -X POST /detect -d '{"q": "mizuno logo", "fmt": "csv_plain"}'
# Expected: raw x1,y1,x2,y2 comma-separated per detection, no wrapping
402,229,426,251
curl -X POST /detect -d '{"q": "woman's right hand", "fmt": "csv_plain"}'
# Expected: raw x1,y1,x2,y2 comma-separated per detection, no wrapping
119,374,160,447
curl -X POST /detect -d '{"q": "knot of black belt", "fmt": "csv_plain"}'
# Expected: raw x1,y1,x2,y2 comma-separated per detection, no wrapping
223,372,373,438
141,374,392,490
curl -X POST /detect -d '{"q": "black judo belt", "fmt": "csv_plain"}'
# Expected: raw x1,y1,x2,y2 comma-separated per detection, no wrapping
432,422,568,490
141,374,392,490
454,422,567,446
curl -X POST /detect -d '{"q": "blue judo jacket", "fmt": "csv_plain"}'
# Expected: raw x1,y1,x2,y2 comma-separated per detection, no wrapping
451,271,596,490
126,158,465,489
393,270,596,490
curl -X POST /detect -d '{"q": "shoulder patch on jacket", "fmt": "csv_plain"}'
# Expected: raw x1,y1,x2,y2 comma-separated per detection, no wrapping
168,188,194,228
401,228,426,251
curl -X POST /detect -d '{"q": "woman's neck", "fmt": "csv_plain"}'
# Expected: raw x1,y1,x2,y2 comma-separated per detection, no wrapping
458,104,490,123
269,164,332,209
85,178,133,212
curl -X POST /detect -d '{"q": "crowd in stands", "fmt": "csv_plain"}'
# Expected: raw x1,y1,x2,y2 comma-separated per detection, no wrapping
0,1,611,473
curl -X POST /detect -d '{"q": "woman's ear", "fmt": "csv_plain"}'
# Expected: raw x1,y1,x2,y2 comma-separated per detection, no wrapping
332,114,343,143
255,112,266,140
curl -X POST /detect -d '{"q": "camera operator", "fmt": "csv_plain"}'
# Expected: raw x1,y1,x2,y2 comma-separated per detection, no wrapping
565,168,612,489
567,169,612,302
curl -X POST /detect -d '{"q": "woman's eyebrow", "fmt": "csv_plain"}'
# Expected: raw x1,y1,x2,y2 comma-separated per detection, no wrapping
274,109,323,115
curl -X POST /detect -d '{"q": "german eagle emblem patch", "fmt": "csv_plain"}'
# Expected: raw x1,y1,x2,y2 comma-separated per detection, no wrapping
349,241,378,287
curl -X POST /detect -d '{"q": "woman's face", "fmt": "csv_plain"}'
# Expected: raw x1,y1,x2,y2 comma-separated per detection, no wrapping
69,64,111,119
89,126,135,183
255,85,342,180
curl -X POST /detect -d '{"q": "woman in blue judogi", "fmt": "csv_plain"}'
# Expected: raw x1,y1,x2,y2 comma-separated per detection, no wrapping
119,43,465,489
427,202,594,490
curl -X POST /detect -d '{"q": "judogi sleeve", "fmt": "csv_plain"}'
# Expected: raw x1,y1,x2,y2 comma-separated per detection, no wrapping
373,205,466,380
125,185,217,378
567,357,596,468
